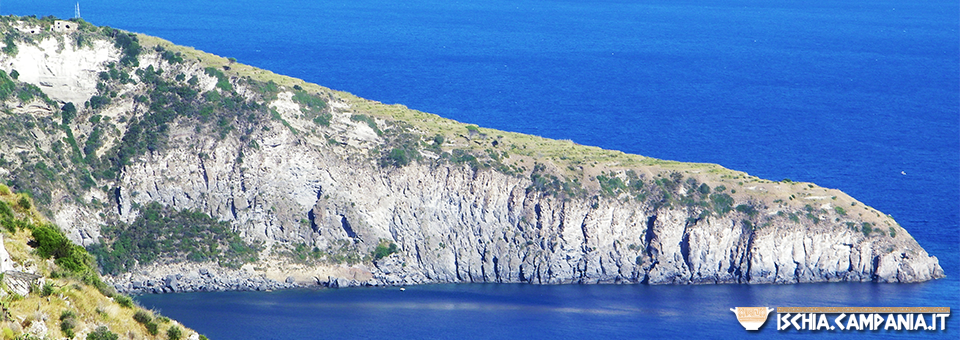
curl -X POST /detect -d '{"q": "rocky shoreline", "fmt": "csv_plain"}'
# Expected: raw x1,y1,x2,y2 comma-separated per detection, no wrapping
110,269,297,294
107,261,393,294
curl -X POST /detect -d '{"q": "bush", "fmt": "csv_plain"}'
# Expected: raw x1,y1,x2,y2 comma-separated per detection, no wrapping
87,326,118,340
60,310,77,338
380,148,410,168
710,193,734,216
2,33,18,56
115,294,134,308
833,206,846,216
204,67,231,91
17,195,30,210
133,310,152,324
167,326,182,340
61,102,77,124
146,321,159,335
788,212,800,223
0,200,12,219
735,204,758,217
697,183,710,195
114,33,141,67
372,240,398,260
0,71,14,101
40,283,56,297
89,95,112,110
861,222,873,236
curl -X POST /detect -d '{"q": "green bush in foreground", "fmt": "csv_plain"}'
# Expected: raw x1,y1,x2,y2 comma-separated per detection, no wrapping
87,326,118,340
167,325,182,340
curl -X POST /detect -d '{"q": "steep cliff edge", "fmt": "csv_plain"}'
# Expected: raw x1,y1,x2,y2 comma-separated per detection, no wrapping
0,17,943,293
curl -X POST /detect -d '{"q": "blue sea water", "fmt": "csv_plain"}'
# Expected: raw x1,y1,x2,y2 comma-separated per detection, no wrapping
6,0,959,338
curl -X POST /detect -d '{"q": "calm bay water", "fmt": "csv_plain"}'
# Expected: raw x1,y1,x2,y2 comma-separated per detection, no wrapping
6,0,958,338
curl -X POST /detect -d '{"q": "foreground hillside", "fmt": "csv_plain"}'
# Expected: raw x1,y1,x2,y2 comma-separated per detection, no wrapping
0,16,943,292
0,185,202,339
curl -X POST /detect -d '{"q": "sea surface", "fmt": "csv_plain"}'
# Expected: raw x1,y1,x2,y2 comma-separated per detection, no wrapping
6,0,959,338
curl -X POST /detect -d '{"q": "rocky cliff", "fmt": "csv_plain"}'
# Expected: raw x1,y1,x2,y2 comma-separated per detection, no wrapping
0,16,943,293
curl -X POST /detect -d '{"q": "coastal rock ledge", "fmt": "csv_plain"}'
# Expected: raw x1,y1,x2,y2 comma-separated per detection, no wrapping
0,18,942,294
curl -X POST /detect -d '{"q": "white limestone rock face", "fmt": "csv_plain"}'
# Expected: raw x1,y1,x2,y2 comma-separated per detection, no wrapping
1,36,117,105
0,234,14,272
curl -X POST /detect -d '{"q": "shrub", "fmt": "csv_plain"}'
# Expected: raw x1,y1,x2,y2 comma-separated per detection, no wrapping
114,33,141,67
40,283,56,297
60,310,77,338
115,294,134,308
17,195,30,210
133,310,152,324
0,200,11,219
710,193,734,216
833,206,846,216
293,91,326,110
167,326,182,340
372,240,399,260
204,67,231,91
788,212,800,223
88,95,111,110
87,326,118,340
2,33,18,56
381,148,410,168
735,204,758,217
861,222,873,236
146,322,159,335
61,102,77,124
0,71,13,102
697,183,710,195
162,50,184,64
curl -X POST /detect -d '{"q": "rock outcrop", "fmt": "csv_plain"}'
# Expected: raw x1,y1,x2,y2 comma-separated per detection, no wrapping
0,18,944,293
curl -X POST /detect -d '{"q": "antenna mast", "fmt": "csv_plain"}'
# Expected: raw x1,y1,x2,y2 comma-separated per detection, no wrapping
75,2,81,19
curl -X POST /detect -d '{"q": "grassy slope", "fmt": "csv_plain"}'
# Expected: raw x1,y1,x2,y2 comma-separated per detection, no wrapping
0,186,201,340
